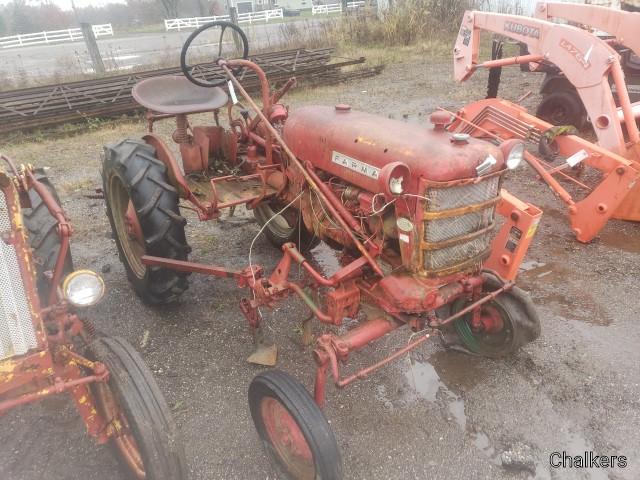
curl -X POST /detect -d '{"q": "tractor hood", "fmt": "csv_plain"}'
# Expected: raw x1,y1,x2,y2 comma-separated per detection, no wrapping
282,105,504,193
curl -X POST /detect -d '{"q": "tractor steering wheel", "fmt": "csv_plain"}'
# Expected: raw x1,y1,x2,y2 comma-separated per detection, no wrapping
180,21,249,88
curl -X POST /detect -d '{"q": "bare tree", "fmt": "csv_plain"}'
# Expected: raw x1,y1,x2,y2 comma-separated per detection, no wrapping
158,0,181,18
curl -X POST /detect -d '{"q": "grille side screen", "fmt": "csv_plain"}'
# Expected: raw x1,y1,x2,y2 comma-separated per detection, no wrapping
0,190,38,360
423,175,501,274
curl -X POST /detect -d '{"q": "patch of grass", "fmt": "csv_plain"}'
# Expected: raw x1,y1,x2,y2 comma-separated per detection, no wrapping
59,177,96,194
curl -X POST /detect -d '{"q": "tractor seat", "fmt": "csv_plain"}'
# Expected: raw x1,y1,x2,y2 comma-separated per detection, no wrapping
132,75,229,115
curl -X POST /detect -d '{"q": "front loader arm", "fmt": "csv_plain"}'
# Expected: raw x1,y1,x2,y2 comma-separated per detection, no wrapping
454,10,639,157
535,2,640,57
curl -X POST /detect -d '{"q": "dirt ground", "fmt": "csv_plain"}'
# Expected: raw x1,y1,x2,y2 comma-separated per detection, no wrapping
1,47,639,480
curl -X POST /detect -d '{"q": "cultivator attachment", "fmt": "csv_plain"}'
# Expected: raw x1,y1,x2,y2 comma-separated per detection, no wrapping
246,325,278,367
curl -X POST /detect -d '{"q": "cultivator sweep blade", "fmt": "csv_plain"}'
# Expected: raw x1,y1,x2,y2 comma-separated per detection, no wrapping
247,344,278,367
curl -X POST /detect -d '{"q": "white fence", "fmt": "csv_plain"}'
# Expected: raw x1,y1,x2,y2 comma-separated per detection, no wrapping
0,24,113,49
165,9,284,31
312,2,365,15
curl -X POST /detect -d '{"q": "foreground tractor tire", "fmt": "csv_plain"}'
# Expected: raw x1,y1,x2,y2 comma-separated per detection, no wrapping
87,336,187,480
22,168,73,302
536,90,587,130
254,201,320,253
102,139,190,305
452,275,540,358
249,370,342,480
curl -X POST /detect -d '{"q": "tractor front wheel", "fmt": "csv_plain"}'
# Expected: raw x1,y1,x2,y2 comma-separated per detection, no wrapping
87,336,187,480
102,139,190,305
452,277,540,358
249,369,342,480
536,90,587,130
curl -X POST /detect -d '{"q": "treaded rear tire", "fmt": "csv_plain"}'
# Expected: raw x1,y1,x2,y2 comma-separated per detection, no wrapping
22,168,73,303
102,139,190,305
249,369,342,480
87,336,187,480
254,201,320,253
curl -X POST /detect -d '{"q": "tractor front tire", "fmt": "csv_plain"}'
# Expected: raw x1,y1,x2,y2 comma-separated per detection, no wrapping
22,168,73,303
249,369,342,480
102,139,190,305
87,336,187,480
452,274,540,358
536,90,587,130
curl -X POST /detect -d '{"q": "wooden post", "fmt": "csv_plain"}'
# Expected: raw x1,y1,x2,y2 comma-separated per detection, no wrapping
80,23,105,75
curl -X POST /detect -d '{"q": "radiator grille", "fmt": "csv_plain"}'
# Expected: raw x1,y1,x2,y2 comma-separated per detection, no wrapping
426,176,499,211
422,175,501,274
424,209,494,243
0,189,38,361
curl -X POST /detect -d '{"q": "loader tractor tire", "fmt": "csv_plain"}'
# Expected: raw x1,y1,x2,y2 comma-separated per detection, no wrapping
254,201,320,253
452,273,540,358
249,369,342,480
102,139,190,305
536,90,587,131
86,336,187,480
22,168,73,303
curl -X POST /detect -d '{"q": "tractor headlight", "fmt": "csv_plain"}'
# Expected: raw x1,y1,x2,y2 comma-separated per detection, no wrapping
379,162,411,197
501,140,525,170
63,270,105,307
389,176,404,194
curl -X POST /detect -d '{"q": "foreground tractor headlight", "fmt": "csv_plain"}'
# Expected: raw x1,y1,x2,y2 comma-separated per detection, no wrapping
501,139,525,170
379,162,411,197
63,270,105,307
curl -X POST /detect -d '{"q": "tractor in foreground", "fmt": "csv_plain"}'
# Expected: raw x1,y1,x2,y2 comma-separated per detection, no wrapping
0,154,186,479
102,22,542,479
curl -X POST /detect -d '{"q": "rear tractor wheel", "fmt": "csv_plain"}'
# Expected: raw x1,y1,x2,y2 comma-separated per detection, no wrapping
87,336,187,480
102,139,190,305
254,200,320,253
249,370,342,480
452,275,540,358
22,168,74,303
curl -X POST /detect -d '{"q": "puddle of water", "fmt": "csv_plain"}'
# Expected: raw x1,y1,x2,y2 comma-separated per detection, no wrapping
403,359,501,463
404,360,468,430
519,263,613,326
520,260,547,272
429,350,488,390
309,243,341,277
598,228,640,254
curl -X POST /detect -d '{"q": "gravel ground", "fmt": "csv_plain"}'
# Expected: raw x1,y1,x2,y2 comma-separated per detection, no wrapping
0,48,639,480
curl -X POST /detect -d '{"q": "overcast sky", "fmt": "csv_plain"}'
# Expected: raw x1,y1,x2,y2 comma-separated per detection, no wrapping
0,0,127,11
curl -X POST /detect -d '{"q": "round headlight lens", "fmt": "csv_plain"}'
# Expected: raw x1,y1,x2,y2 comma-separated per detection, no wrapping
506,142,525,170
389,176,404,195
63,270,105,307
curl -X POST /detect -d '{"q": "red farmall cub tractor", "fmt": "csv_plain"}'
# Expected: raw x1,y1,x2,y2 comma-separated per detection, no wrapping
102,22,542,479
0,155,186,479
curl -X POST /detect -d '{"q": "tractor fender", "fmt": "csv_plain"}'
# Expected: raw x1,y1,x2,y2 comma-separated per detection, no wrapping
142,134,190,199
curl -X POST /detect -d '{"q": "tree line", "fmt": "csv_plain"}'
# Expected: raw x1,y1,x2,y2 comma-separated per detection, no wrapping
0,0,225,36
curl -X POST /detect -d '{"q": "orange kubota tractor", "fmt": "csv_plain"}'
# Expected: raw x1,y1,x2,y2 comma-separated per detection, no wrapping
451,7,640,243
532,2,640,129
